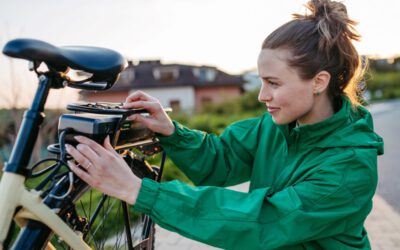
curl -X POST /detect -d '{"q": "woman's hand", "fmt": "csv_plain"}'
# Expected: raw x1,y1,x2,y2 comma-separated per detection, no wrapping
122,91,175,136
66,136,142,205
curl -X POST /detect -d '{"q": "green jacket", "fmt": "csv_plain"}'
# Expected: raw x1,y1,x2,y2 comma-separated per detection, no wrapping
133,98,384,250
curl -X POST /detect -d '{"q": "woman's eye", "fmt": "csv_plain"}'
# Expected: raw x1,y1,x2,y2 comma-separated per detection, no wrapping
267,80,279,87
261,78,279,87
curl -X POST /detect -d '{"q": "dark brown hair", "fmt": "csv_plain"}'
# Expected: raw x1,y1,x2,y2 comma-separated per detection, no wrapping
262,0,365,109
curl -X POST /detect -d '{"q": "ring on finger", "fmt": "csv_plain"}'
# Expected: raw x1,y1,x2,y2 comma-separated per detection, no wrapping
86,162,93,170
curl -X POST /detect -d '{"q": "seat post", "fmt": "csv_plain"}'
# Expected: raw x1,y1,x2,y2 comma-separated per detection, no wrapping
4,75,55,176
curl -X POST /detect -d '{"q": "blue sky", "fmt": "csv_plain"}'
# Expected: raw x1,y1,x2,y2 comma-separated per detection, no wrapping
1,0,399,107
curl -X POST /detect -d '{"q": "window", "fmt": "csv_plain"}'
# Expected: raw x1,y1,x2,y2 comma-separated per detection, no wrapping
193,68,216,82
201,97,212,105
169,99,181,112
120,69,135,84
153,67,179,83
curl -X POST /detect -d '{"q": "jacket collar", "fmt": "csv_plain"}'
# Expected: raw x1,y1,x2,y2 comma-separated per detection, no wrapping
277,96,350,147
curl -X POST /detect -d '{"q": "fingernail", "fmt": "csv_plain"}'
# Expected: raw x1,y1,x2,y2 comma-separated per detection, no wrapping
126,115,136,121
75,136,83,141
65,144,71,151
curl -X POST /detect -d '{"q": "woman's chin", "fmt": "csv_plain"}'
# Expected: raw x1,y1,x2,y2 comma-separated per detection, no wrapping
271,116,293,125
271,117,284,125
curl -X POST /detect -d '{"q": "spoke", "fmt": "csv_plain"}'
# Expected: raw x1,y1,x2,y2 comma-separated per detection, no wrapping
52,167,154,249
79,200,88,219
83,193,103,250
101,197,108,248
79,199,100,249
114,202,123,249
91,198,118,239
89,189,92,221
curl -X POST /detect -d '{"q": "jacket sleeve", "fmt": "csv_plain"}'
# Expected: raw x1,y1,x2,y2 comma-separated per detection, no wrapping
133,148,377,250
157,117,264,187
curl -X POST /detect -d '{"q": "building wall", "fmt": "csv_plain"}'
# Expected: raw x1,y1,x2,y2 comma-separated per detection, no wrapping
195,86,242,111
80,85,241,112
80,92,128,103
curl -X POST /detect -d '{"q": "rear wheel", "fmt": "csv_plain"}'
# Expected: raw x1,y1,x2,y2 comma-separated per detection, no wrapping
9,187,155,250
9,153,160,250
51,189,154,249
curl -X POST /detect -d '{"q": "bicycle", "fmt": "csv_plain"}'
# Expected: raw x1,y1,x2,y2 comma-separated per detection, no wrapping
0,38,169,249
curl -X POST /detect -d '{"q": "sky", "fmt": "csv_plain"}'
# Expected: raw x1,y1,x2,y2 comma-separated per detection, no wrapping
0,0,399,108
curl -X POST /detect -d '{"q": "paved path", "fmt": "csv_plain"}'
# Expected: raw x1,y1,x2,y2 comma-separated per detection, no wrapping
365,195,400,249
372,99,400,212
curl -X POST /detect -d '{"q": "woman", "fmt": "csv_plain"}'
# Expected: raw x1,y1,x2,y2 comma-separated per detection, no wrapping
66,0,384,249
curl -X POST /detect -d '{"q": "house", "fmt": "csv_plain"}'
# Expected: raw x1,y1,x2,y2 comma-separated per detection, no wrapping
242,71,262,92
79,60,245,112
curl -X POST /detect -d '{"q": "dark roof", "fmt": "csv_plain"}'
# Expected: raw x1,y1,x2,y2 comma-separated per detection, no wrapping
106,60,244,91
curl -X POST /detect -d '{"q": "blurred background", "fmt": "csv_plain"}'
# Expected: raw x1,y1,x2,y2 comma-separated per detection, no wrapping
1,0,399,107
0,0,399,248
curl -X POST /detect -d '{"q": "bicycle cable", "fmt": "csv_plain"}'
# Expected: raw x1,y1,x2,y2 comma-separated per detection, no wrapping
33,129,73,193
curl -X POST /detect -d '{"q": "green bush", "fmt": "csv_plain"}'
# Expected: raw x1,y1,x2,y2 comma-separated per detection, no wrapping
366,70,400,100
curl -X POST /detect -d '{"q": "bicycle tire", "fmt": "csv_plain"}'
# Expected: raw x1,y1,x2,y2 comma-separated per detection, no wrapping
7,157,159,250
10,192,156,250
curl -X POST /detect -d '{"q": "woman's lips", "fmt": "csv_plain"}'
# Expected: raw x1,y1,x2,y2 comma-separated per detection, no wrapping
267,106,280,113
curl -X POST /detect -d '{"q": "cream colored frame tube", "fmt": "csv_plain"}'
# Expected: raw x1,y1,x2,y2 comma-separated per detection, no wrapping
0,172,91,250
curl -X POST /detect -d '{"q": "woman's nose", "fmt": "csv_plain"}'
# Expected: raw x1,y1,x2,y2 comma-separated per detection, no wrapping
258,85,272,102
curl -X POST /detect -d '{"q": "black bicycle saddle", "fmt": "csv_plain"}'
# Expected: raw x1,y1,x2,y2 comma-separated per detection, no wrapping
2,38,127,77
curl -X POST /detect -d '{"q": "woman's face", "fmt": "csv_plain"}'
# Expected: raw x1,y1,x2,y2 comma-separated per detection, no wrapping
257,49,316,125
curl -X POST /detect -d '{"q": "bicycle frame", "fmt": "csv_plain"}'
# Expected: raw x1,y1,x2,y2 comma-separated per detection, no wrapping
0,74,91,249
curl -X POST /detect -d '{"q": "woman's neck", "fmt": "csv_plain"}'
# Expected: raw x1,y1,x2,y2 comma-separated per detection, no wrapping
297,95,335,126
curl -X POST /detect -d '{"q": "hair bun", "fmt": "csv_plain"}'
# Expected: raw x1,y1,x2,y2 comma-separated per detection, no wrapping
307,0,348,21
293,0,360,52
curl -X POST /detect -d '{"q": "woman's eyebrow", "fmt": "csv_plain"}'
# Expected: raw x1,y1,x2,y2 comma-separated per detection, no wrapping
260,76,280,81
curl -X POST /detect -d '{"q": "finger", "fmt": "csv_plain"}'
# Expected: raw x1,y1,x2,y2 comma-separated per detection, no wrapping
123,101,161,113
125,114,154,131
68,160,93,185
124,91,156,104
65,144,94,170
103,135,114,151
75,136,107,156
124,91,144,103
76,143,99,166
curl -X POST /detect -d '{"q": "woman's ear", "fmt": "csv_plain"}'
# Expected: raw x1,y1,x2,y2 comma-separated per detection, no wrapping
313,70,331,95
